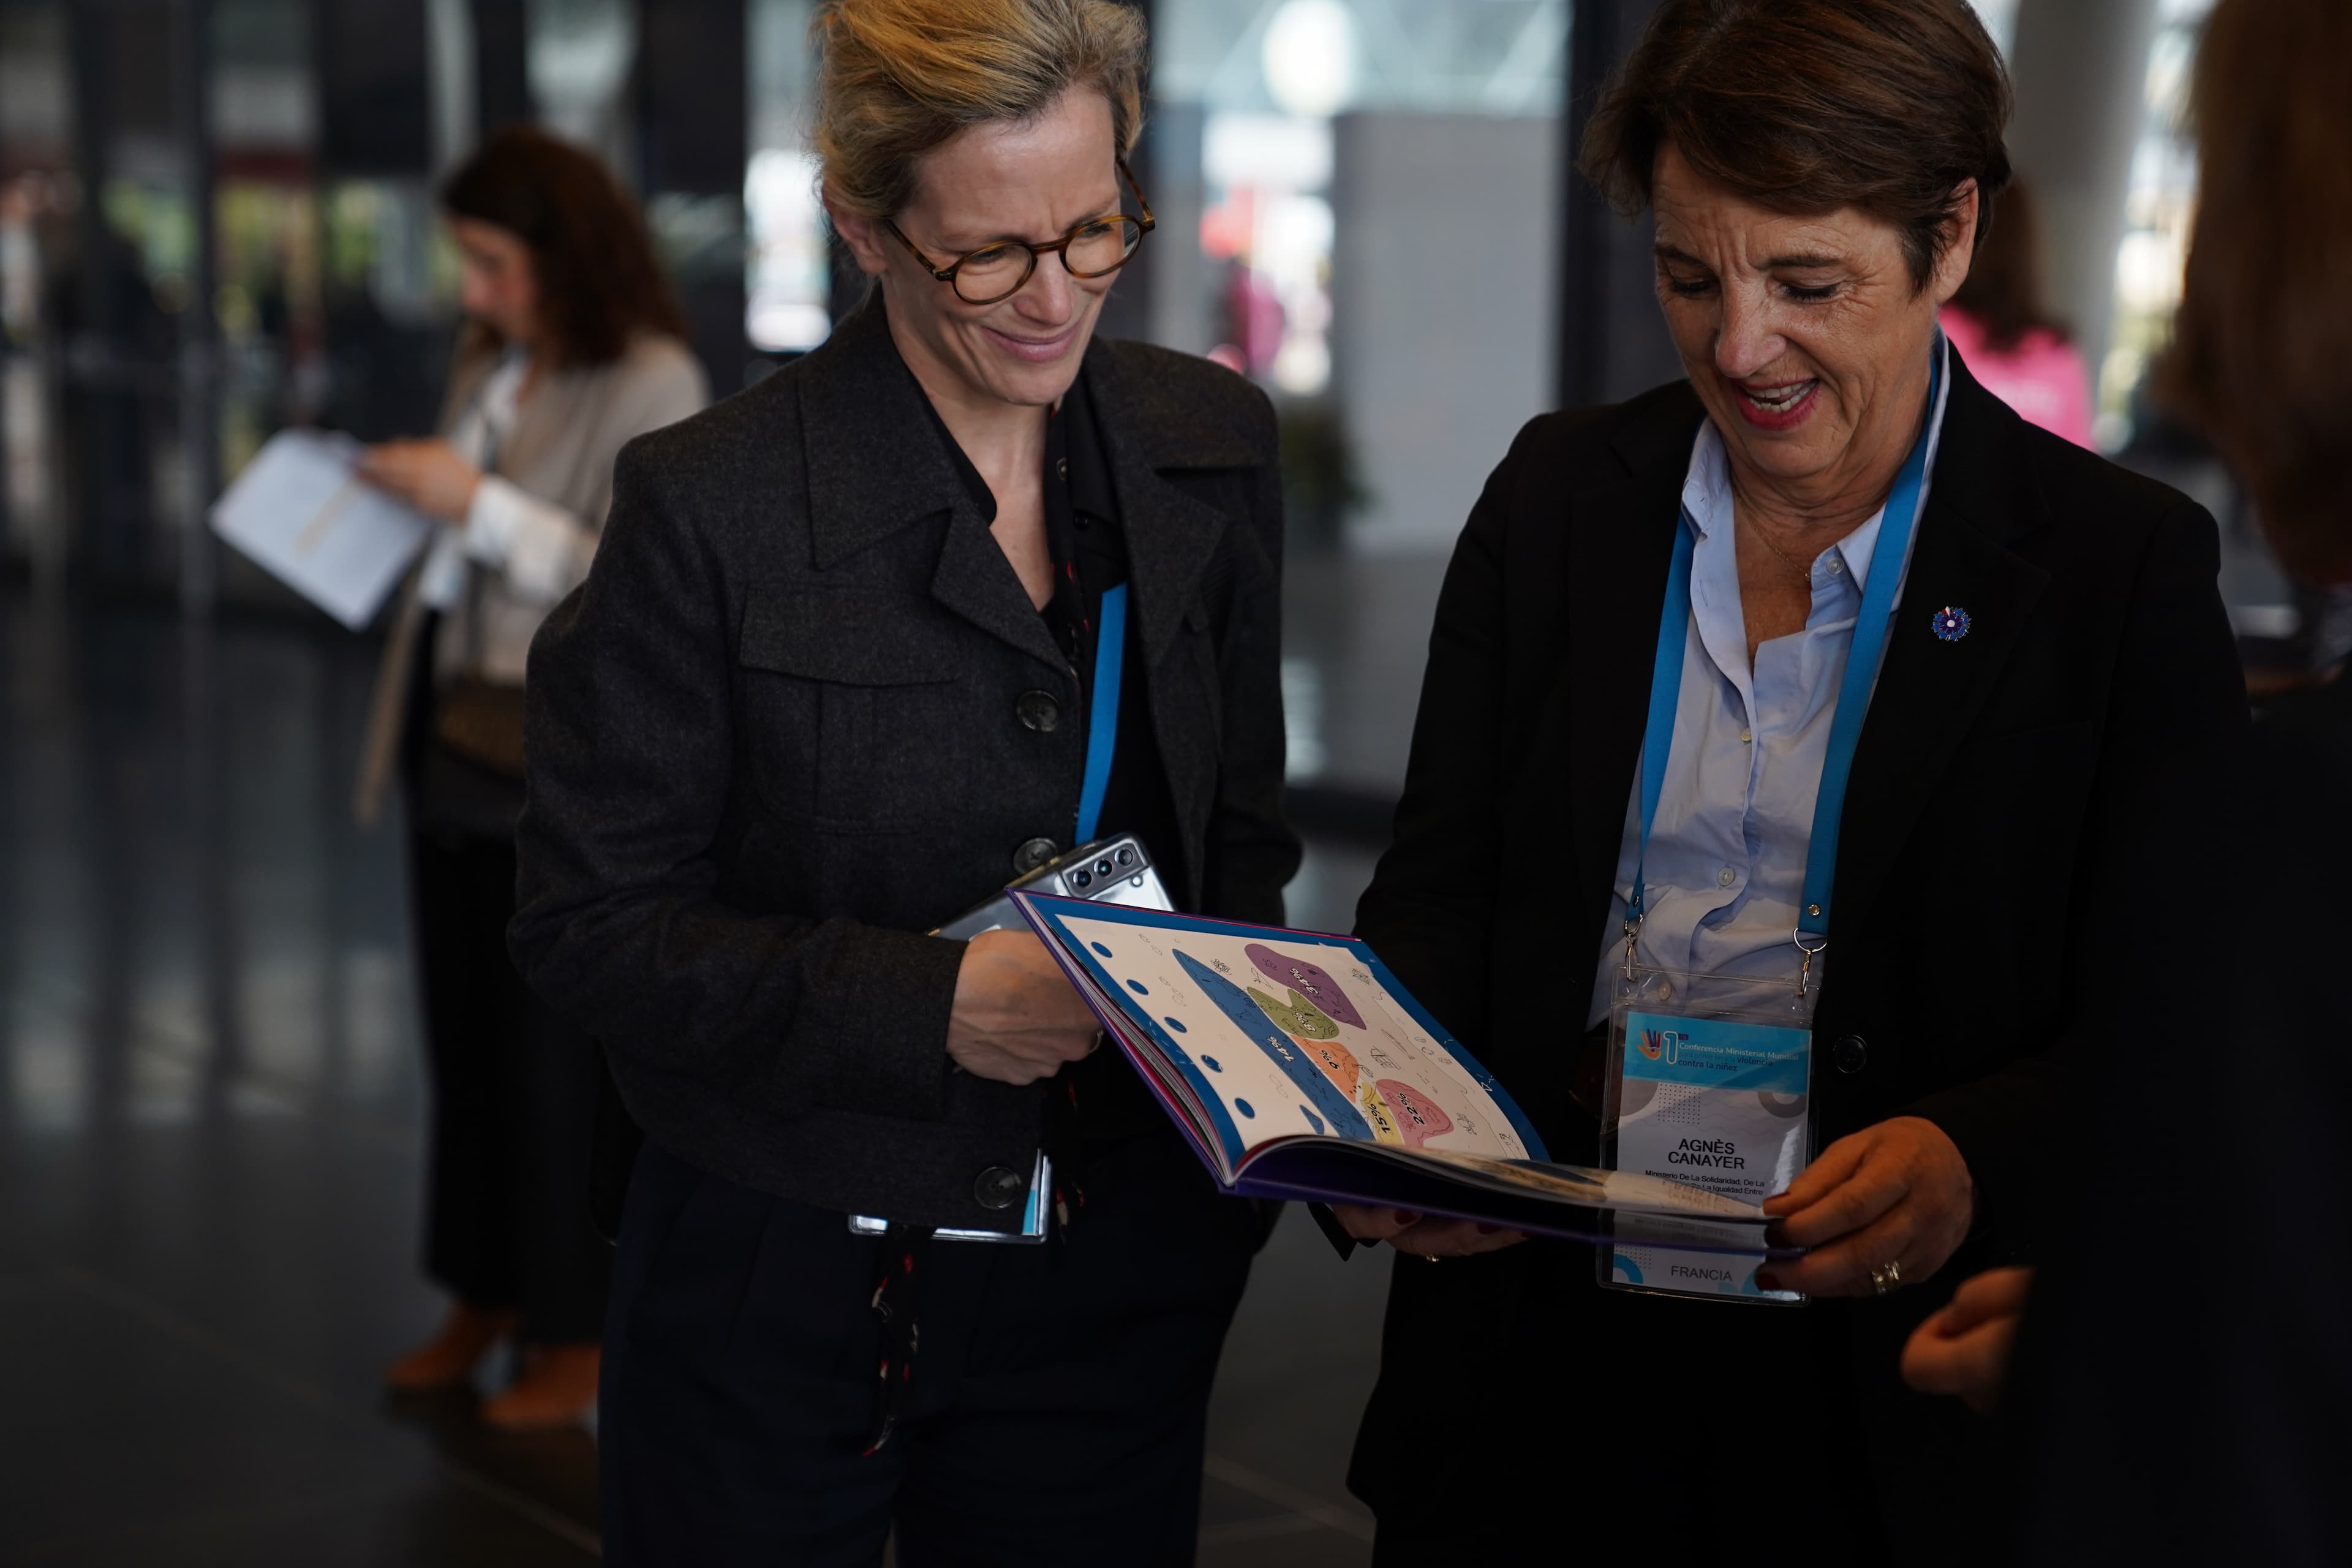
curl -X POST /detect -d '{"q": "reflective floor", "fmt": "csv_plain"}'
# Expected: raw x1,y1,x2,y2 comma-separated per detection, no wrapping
0,591,1396,1564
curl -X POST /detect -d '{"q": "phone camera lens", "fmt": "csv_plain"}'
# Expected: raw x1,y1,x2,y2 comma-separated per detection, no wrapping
1116,848,1134,867
1095,859,1114,877
1072,870,1093,889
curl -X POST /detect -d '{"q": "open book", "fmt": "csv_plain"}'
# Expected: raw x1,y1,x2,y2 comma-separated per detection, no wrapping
1013,895,1785,1251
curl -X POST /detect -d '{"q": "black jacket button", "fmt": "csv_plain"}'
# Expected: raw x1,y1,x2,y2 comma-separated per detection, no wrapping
1017,690,1061,732
1834,1034,1869,1074
974,1165,1025,1210
1013,837,1060,873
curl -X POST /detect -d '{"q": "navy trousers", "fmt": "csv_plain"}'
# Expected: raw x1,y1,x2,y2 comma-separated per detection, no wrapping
407,825,608,1343
601,1134,1264,1566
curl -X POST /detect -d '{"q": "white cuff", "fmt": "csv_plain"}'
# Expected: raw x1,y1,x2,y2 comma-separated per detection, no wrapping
463,474,594,606
461,473,530,566
417,528,470,611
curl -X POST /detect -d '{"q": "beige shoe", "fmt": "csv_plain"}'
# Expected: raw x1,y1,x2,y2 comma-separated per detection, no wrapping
385,1301,519,1392
481,1342,601,1431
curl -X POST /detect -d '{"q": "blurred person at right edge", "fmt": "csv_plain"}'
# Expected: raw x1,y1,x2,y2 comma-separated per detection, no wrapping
1905,0,2351,1558
1939,176,2094,448
1321,1,2246,1562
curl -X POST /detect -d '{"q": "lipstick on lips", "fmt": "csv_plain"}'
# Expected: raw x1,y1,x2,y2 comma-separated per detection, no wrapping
1730,375,1820,432
984,318,1083,365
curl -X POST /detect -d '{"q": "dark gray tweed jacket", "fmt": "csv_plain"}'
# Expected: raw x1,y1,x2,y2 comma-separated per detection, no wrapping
508,300,1300,1229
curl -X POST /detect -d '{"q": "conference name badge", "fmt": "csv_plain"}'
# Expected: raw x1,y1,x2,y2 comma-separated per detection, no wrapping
1602,977,1811,1303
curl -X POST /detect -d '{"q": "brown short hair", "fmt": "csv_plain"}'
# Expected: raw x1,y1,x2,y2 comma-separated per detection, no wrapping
1578,0,2012,292
441,127,687,368
2158,0,2352,582
813,0,1148,222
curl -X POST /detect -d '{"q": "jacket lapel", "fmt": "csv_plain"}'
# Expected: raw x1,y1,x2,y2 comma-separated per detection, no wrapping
929,506,1071,674
1560,386,1706,933
1082,342,1261,668
798,300,1068,674
1083,342,1270,895
1829,356,2053,937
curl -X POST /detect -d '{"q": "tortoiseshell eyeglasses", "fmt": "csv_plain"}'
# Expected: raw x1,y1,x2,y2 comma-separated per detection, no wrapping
884,160,1156,306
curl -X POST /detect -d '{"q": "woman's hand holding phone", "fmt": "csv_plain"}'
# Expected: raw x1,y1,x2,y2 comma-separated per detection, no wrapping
946,930,1102,1085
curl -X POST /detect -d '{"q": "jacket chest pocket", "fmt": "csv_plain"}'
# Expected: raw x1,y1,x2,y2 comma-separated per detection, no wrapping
737,591,967,832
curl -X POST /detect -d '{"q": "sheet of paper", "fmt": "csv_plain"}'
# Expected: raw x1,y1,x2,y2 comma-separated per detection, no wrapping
209,429,434,630
1040,904,1542,1168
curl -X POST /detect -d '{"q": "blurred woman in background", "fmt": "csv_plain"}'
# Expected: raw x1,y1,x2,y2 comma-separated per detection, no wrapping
1940,175,2093,448
358,126,707,1430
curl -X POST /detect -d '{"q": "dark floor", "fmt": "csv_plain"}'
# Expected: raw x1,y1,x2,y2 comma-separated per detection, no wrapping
0,592,1400,1564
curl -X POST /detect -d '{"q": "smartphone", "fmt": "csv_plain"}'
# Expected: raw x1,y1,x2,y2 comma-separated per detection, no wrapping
931,833,1172,940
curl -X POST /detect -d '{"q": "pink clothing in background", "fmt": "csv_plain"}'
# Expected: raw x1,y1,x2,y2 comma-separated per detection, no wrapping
1940,307,2096,449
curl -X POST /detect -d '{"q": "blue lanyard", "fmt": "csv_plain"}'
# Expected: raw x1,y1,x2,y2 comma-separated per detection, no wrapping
1629,344,1942,967
1073,581,1128,844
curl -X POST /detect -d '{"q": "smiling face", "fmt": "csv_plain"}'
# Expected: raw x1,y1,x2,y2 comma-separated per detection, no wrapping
834,88,1125,412
1650,143,1975,513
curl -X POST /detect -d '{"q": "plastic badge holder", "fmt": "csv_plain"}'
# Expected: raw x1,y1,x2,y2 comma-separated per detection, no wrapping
1600,964,1815,1305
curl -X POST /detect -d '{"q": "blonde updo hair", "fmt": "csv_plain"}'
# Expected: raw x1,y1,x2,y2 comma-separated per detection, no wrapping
813,0,1148,221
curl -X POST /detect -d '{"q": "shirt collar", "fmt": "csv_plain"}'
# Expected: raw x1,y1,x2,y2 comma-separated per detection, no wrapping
480,348,529,433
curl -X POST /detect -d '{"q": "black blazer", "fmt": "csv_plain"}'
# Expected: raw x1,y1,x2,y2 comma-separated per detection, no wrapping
508,301,1299,1231
1348,354,2245,1550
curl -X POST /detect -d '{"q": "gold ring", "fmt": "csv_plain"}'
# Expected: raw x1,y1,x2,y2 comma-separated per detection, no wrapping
1869,1260,1902,1296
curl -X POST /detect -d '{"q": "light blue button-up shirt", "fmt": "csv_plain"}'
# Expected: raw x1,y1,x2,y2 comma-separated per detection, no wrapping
1585,346,1952,1028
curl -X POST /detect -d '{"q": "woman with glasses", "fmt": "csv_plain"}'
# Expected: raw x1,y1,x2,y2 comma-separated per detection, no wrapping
508,0,1297,1560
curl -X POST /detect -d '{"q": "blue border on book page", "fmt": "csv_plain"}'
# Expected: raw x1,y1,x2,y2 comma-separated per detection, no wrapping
1012,895,1550,1166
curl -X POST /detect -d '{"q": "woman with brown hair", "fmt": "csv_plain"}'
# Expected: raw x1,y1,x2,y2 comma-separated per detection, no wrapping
507,0,1295,1558
361,126,707,1429
1328,0,2243,1559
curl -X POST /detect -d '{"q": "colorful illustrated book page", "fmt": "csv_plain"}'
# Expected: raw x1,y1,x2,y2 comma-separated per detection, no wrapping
1012,895,1782,1251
